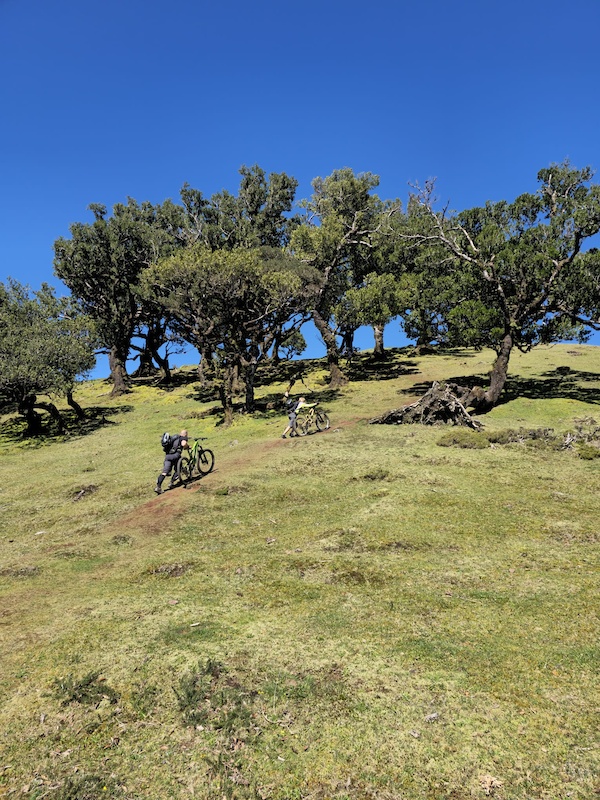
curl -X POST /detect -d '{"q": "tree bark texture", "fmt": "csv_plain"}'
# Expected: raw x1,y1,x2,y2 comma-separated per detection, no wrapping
312,309,348,387
481,332,513,409
109,345,130,396
66,391,86,420
372,324,385,359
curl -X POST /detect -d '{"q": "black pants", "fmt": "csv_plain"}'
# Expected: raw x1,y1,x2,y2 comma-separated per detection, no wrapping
158,452,181,486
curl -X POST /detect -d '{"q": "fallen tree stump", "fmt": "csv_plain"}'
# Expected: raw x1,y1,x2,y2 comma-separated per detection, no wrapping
369,381,483,429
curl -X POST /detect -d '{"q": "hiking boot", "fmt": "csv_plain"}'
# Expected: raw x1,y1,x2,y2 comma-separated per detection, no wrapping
281,434,287,439
154,486,162,495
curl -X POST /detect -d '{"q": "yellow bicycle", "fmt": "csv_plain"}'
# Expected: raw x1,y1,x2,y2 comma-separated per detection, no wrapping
296,405,330,436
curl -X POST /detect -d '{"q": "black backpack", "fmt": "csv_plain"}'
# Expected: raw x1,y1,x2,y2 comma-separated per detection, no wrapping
161,432,173,452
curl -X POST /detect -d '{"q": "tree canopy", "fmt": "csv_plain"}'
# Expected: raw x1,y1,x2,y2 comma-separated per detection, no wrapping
291,168,399,384
141,245,318,423
403,161,600,409
6,158,593,430
53,199,178,395
0,280,95,433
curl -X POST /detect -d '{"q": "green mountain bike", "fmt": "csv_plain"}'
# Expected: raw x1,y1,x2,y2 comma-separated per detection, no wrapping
177,437,215,481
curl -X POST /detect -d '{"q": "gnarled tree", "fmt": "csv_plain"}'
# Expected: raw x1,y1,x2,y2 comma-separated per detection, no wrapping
292,169,399,385
0,281,95,435
54,199,184,394
141,246,318,424
405,161,600,411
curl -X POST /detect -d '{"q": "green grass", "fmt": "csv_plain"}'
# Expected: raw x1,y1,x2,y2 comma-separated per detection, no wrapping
0,346,599,799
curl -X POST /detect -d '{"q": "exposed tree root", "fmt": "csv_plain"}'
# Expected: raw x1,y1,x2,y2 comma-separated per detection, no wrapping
369,381,483,429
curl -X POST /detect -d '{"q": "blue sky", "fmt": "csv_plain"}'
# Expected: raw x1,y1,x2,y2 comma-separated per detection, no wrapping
2,0,600,373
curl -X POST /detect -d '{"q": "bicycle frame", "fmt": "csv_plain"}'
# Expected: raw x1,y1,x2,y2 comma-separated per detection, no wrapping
296,406,330,436
179,437,215,480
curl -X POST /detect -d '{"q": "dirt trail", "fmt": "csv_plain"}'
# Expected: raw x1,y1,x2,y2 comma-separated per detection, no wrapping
118,419,358,535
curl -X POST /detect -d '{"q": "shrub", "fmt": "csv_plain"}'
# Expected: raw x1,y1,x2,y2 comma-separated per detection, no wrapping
576,442,600,460
437,429,488,449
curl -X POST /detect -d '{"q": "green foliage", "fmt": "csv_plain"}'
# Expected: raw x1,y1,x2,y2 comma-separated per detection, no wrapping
292,168,400,374
174,659,256,734
484,427,556,444
181,164,300,250
336,271,405,332
277,328,307,359
53,197,185,392
142,245,318,419
404,161,600,405
0,280,95,425
576,442,600,459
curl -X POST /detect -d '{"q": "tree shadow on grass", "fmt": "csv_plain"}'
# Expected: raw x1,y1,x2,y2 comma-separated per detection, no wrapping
256,386,342,415
398,367,600,408
183,356,345,412
345,349,420,382
128,367,202,393
500,369,600,407
0,404,134,445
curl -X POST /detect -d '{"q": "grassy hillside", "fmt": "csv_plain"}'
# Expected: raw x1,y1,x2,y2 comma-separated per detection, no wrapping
0,345,599,800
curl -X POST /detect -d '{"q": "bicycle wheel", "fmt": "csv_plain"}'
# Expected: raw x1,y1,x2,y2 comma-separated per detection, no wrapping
196,448,215,476
178,456,194,481
296,416,309,436
315,411,330,431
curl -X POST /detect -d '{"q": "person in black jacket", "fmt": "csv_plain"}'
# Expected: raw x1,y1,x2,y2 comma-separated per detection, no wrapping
154,429,189,494
282,392,307,438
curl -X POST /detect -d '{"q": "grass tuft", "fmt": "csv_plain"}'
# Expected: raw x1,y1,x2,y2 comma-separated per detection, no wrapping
51,671,120,706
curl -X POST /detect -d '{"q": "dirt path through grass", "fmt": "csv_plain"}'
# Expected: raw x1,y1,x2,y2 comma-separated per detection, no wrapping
118,418,359,536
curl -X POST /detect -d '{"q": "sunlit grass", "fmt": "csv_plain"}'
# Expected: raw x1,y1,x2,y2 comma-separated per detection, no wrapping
0,345,598,798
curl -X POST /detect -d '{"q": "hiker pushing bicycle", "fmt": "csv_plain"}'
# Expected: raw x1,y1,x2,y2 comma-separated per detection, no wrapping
155,429,189,494
281,393,315,438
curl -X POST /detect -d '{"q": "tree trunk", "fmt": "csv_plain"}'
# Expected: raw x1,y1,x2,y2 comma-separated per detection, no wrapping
131,347,157,378
197,347,214,387
18,395,43,436
312,309,348,387
151,348,172,383
145,323,172,383
34,401,65,433
66,390,86,420
468,332,513,411
219,367,235,427
243,360,258,413
369,381,482,429
370,334,514,428
373,324,385,359
108,345,130,396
